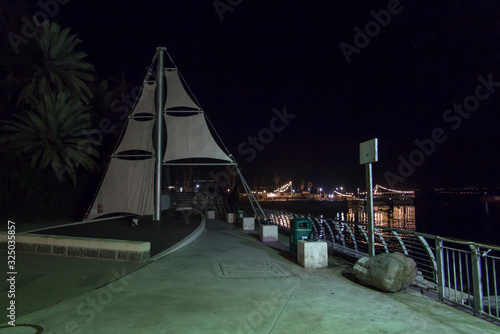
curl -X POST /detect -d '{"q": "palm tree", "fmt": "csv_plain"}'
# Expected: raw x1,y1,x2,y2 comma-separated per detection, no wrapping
1,92,99,185
12,21,95,106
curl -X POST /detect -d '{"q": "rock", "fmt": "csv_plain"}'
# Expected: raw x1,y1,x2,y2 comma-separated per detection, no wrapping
352,252,417,292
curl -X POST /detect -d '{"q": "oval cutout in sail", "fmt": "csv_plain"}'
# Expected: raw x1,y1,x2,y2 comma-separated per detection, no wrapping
165,111,200,117
132,113,154,121
115,150,154,160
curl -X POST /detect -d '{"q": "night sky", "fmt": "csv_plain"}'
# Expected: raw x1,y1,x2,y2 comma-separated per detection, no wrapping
6,0,500,191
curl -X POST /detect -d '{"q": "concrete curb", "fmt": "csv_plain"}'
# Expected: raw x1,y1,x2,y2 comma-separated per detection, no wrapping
23,215,133,234
0,232,150,263
149,208,206,261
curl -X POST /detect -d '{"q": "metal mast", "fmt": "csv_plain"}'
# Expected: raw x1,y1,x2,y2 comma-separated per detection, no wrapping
154,47,166,221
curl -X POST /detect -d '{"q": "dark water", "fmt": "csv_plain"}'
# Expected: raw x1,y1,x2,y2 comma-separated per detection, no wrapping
414,193,500,245
258,195,500,246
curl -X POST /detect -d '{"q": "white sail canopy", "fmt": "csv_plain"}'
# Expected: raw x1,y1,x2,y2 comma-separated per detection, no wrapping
163,113,232,162
164,68,199,110
115,119,155,153
85,79,158,219
115,81,156,154
132,81,157,116
86,158,155,219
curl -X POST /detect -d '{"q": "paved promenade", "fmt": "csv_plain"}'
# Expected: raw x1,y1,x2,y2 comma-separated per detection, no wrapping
1,217,499,333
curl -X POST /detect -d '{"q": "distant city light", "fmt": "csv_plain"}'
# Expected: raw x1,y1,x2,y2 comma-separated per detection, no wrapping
274,181,292,193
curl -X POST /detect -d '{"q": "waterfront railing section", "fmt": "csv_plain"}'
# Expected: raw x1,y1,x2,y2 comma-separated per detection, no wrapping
214,205,500,323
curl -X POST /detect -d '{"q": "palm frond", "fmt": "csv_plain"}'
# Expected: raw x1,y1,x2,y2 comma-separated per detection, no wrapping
1,93,100,185
17,22,95,106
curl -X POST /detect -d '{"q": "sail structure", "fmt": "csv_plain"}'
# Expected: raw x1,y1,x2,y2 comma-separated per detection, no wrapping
164,69,199,110
85,48,265,222
163,113,232,163
115,81,157,154
86,80,157,219
162,66,232,164
88,158,155,217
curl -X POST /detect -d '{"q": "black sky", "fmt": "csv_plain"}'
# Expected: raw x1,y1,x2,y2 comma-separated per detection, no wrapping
11,0,500,191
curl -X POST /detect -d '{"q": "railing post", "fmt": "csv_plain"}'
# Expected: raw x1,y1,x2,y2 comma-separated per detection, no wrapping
435,238,446,301
470,244,484,315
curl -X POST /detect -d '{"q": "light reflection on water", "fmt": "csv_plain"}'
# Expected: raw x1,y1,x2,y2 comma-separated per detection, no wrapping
346,204,416,231
259,197,499,244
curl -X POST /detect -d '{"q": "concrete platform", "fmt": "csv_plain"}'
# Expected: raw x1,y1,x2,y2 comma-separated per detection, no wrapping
0,209,205,320
1,219,499,333
24,210,202,257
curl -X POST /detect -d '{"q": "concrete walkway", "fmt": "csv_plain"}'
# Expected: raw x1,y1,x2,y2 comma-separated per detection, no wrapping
3,218,500,333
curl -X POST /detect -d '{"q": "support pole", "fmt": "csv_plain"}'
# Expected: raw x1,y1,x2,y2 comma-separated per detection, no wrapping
236,166,267,224
366,163,375,256
359,138,378,257
154,47,166,222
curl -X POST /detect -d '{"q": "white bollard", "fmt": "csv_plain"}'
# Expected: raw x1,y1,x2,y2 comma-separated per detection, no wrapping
297,240,328,268
226,212,235,223
260,225,278,242
242,217,255,230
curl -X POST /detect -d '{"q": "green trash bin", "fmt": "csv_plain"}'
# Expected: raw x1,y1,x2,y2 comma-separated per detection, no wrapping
289,218,313,257
237,209,245,223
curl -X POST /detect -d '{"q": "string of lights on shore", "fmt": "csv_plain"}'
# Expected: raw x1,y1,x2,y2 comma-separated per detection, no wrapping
270,182,413,196
374,185,414,194
359,184,415,196
333,191,353,197
274,181,292,193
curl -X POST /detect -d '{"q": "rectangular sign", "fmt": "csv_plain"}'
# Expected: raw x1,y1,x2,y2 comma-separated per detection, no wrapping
359,138,378,164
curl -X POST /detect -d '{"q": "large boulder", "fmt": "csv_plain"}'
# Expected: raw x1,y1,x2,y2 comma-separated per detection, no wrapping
352,252,417,292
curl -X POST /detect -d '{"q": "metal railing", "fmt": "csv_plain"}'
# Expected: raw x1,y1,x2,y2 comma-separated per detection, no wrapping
435,238,500,320
255,207,500,323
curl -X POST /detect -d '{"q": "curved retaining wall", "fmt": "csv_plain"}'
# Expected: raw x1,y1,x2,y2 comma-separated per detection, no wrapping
0,232,150,263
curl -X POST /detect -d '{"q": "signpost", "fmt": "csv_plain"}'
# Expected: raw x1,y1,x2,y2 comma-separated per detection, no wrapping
360,138,378,256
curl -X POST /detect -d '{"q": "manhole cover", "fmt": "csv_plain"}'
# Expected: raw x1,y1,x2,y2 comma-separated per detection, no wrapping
215,262,290,277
